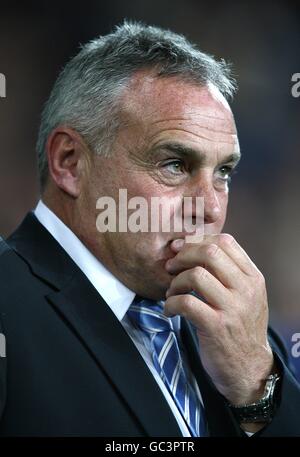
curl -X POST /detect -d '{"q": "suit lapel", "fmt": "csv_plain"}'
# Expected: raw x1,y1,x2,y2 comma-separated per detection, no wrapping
46,270,182,436
8,213,182,437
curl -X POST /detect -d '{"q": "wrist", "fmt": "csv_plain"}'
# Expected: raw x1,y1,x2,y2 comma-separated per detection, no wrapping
228,373,281,426
227,351,276,406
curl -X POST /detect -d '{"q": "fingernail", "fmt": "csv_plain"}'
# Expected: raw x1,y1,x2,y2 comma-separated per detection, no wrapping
171,238,185,251
165,260,174,272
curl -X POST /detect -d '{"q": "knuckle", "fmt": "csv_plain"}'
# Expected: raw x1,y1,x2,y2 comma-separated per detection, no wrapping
205,243,219,258
219,233,235,247
193,266,207,281
252,267,265,283
181,295,195,315
257,270,266,285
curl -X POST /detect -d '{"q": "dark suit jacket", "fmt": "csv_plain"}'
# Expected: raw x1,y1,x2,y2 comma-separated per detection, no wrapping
0,213,299,436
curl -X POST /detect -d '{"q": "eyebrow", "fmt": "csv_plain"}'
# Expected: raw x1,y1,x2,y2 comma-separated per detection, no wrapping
155,141,241,166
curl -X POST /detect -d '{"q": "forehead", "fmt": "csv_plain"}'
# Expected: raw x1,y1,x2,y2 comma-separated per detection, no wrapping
121,70,236,133
118,70,239,160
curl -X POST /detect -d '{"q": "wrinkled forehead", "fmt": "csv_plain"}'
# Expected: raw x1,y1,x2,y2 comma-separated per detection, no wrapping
120,69,236,134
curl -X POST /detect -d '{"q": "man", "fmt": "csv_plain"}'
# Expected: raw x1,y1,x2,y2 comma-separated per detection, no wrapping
0,21,299,437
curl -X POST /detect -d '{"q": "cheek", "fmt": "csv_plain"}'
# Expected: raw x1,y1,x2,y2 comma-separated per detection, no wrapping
131,232,169,258
128,179,162,200
221,192,229,212
218,194,229,226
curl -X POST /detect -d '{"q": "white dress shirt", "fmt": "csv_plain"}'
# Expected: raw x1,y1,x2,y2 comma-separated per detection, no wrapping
34,200,205,437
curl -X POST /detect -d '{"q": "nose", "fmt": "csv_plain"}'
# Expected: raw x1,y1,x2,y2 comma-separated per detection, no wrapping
189,173,222,225
202,184,221,224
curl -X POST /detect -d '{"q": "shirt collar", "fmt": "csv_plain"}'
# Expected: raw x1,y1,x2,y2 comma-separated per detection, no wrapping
34,200,135,321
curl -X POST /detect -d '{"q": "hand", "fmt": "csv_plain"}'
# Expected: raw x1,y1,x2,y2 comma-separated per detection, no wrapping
164,233,274,408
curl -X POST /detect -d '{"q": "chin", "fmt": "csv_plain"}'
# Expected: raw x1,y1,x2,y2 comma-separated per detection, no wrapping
149,263,173,299
132,261,170,301
143,284,169,301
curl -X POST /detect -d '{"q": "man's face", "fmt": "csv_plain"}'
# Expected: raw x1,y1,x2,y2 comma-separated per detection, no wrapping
79,72,240,300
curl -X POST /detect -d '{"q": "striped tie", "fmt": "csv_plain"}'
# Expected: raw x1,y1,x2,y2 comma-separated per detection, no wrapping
128,297,205,437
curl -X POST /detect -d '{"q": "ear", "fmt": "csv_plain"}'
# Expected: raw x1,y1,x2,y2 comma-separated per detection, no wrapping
46,126,90,197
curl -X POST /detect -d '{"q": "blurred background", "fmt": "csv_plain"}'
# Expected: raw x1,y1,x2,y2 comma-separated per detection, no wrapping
0,0,299,379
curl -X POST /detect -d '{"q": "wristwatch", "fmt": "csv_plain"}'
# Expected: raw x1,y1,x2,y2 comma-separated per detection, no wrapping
228,373,281,423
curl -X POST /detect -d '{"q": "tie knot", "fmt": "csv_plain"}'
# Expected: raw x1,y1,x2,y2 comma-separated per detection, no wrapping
128,297,173,334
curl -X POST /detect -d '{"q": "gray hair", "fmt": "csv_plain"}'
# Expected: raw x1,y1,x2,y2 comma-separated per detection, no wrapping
36,20,237,190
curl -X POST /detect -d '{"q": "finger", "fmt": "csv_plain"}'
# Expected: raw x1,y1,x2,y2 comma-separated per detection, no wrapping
170,233,258,278
170,235,218,253
166,266,230,310
170,238,185,252
170,234,219,253
164,293,216,333
166,242,245,288
212,233,259,277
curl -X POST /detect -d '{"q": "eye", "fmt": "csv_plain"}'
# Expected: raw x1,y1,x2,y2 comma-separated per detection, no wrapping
217,165,235,183
161,159,186,175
